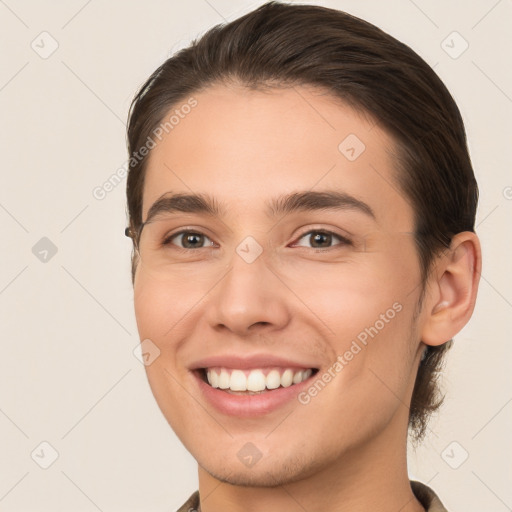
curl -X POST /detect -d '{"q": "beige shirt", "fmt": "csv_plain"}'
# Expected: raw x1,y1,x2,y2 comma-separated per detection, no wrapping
176,480,448,511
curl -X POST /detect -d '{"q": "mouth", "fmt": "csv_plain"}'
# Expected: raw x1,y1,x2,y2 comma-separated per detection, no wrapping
196,366,319,395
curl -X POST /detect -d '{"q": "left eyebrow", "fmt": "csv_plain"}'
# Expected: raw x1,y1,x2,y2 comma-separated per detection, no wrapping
144,189,376,224
266,190,375,220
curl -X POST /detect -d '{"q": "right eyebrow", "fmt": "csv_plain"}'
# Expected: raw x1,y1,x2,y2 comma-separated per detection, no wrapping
144,192,223,224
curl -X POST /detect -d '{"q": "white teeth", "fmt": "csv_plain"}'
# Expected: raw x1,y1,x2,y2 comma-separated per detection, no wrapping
209,369,219,388
218,369,230,389
230,370,247,391
205,367,314,392
247,370,266,392
266,370,281,390
281,369,294,387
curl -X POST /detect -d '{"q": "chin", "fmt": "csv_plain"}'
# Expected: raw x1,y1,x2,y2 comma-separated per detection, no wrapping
198,450,323,488
208,470,285,488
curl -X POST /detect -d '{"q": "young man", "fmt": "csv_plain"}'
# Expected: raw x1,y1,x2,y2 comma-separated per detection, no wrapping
124,2,481,510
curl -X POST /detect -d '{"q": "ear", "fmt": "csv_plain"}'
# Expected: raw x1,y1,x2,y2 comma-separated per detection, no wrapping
421,231,482,346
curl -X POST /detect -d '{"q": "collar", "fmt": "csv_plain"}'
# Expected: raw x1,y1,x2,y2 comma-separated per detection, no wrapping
176,480,448,511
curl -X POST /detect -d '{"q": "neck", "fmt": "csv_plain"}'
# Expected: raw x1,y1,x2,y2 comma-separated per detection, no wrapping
196,408,425,512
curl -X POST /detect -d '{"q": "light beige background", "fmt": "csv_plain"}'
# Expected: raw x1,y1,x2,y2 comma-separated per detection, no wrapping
0,0,511,510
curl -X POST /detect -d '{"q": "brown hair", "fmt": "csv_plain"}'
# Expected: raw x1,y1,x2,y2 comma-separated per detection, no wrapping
125,1,478,443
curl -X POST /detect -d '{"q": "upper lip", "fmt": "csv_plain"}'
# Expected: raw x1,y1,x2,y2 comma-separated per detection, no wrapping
189,354,320,371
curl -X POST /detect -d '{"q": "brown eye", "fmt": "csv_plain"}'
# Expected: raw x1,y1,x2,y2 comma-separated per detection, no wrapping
293,230,351,249
164,231,214,249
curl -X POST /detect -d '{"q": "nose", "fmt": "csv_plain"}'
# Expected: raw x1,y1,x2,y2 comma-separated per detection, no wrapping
204,247,291,337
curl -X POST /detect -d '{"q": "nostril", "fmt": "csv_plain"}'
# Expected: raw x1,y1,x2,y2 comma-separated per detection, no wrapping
250,321,270,328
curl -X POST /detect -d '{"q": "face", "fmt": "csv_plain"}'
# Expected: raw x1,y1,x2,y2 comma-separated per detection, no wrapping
133,83,426,486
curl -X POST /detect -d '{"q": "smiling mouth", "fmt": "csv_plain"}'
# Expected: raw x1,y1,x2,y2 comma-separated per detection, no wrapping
197,367,319,395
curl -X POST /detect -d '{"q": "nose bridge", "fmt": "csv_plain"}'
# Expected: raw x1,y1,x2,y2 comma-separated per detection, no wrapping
205,242,290,334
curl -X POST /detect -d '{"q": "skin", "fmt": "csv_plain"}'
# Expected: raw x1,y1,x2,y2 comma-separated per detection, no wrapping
133,83,481,512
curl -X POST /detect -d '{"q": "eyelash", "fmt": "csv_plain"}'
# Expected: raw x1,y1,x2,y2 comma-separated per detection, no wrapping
162,228,353,252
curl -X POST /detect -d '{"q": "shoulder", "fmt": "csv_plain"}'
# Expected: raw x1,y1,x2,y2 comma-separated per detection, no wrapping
411,480,449,512
176,490,200,512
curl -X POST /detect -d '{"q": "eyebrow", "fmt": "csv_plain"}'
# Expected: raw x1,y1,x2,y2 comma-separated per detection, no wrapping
144,190,376,224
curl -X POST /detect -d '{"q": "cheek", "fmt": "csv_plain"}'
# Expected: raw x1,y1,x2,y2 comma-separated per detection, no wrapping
133,278,196,436
285,256,413,337
134,281,168,341
133,272,201,343
288,251,419,392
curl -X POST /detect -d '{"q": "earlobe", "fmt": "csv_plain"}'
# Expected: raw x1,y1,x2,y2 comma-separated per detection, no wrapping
421,232,482,347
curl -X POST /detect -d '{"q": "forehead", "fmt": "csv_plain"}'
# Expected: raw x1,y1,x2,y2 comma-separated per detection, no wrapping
141,83,414,231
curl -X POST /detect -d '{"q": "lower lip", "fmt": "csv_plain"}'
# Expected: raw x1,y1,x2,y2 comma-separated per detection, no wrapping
192,370,316,417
